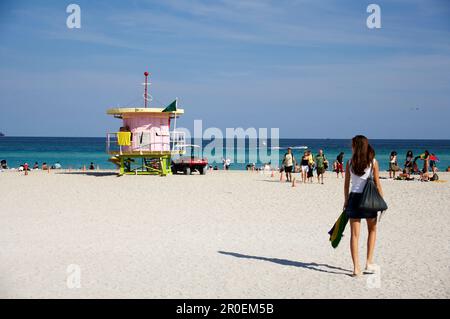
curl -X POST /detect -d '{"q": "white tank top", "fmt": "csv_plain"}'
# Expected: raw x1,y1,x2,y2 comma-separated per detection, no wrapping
349,160,374,193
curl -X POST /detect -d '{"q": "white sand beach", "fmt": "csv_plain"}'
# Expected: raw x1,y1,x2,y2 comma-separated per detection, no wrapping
0,169,449,299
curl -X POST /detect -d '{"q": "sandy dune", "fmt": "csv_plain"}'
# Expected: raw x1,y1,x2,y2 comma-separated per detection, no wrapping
0,169,449,298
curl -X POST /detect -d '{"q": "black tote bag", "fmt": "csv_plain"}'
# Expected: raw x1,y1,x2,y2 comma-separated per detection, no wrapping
358,165,388,213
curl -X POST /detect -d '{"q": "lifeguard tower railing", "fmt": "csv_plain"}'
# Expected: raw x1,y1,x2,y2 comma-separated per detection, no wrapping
106,131,186,155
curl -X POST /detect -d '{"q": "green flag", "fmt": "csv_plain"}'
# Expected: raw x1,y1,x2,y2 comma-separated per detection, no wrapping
163,99,177,112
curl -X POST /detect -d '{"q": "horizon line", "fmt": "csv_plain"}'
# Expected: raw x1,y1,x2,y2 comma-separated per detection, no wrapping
1,135,450,141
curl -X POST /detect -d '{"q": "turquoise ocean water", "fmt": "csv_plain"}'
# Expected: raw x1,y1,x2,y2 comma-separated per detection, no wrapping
1,137,449,172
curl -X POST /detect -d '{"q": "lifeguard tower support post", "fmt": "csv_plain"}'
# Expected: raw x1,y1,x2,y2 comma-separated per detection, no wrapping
106,72,186,176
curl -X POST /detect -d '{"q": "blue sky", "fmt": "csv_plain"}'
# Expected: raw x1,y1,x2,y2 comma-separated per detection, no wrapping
0,0,449,138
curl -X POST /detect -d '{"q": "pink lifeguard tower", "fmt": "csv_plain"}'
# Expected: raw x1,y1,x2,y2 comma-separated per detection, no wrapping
106,72,185,176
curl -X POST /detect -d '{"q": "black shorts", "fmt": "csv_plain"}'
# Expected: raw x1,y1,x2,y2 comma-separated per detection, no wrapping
316,167,325,175
345,193,378,219
285,166,293,173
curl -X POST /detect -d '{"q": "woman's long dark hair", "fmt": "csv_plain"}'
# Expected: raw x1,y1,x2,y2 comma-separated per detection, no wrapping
351,135,375,176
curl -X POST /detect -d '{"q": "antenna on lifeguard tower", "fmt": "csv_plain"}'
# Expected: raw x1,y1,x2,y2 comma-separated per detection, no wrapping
143,71,152,108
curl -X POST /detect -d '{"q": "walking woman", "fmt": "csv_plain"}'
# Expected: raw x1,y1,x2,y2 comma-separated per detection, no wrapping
300,151,309,183
307,150,314,183
343,135,384,277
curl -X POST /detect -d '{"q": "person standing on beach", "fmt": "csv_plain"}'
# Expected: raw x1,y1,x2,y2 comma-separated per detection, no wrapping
307,151,314,183
404,150,414,175
389,151,398,179
419,150,430,181
300,151,309,183
343,135,384,277
336,152,345,178
430,153,438,174
0,159,8,169
225,158,231,170
315,149,327,184
282,148,296,182
222,158,231,170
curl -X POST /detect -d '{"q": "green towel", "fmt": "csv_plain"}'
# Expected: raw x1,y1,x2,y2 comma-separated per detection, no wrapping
328,211,349,249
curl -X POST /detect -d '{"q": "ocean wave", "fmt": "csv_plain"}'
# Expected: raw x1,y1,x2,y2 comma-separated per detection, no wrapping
270,146,308,150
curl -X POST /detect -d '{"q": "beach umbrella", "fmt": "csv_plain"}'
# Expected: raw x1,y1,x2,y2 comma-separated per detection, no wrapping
328,211,349,249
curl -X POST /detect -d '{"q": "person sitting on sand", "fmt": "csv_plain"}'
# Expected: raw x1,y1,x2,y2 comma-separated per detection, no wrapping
42,162,48,170
89,162,95,170
282,148,296,183
343,135,384,277
33,162,39,170
396,173,414,181
398,158,415,180
420,172,430,182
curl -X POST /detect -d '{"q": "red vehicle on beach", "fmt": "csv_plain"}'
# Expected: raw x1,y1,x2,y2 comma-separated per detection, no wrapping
171,145,208,175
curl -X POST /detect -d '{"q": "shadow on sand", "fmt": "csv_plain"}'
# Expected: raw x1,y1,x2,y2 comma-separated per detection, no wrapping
56,171,118,177
258,179,288,183
218,251,351,276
